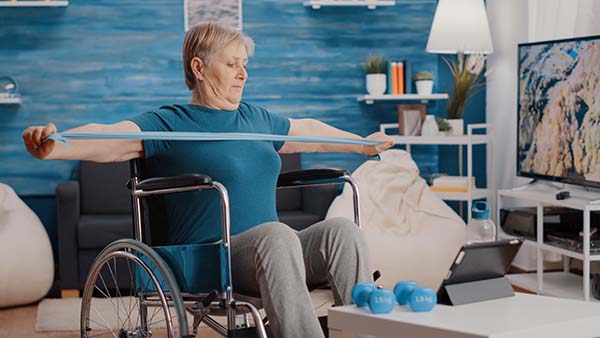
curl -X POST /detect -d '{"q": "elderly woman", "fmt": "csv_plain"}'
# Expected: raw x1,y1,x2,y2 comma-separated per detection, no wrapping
23,22,394,338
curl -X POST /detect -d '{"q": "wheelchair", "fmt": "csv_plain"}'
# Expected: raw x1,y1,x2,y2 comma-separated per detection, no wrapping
79,157,362,338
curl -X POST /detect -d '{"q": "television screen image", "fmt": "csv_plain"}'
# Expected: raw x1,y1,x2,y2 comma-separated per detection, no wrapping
517,35,600,187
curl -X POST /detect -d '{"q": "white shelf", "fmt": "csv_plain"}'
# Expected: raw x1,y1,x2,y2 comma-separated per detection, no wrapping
499,188,600,211
0,1,68,7
508,272,600,302
304,0,395,10
498,188,600,301
434,189,489,201
357,93,448,104
389,134,489,145
0,96,22,104
379,123,492,221
380,123,489,145
520,239,600,261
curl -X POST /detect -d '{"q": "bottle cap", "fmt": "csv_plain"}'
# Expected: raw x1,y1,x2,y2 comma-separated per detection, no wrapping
471,201,489,219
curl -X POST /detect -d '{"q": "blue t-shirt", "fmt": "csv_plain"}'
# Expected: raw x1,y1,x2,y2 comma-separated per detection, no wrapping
129,102,291,244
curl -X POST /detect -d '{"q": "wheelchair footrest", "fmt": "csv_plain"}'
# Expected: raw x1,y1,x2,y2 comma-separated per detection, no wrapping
227,325,273,338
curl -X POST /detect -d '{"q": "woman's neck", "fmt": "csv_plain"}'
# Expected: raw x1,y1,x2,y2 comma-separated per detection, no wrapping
190,90,238,111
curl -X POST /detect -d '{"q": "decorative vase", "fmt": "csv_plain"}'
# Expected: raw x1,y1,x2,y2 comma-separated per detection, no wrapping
415,80,433,95
447,119,464,135
366,74,386,95
421,115,439,136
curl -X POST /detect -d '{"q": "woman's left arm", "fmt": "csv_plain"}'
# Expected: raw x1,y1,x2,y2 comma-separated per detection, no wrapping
278,118,394,155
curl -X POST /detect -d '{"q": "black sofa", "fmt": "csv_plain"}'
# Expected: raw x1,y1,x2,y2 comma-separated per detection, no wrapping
56,153,341,294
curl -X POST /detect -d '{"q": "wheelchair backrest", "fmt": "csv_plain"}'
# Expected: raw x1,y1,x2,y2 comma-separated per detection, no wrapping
129,158,170,247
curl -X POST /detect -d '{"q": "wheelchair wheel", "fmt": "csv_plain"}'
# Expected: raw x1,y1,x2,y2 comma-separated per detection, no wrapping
81,239,189,338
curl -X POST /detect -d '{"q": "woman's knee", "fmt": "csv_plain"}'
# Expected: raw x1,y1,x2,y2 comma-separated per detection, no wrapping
254,222,302,254
325,217,363,241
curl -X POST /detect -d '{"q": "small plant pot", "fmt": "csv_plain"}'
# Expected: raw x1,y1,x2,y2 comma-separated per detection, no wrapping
415,80,433,95
447,119,464,135
366,74,387,95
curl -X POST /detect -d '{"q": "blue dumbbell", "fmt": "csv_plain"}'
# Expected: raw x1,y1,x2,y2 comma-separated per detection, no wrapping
408,287,437,312
393,281,418,305
351,282,377,307
351,283,395,314
393,281,437,312
368,287,395,314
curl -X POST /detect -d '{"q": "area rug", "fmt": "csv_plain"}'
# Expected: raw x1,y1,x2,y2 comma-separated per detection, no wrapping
36,290,333,332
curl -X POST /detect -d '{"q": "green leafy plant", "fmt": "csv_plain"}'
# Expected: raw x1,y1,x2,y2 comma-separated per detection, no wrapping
365,55,386,74
444,53,487,119
413,71,434,81
435,117,453,132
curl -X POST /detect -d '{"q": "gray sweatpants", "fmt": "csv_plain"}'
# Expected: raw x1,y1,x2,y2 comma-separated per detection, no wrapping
230,217,373,338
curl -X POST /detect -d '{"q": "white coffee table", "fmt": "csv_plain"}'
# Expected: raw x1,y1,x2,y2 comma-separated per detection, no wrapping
328,293,600,338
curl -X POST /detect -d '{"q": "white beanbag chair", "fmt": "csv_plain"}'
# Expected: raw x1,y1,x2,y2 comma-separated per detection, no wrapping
327,150,466,289
0,183,54,308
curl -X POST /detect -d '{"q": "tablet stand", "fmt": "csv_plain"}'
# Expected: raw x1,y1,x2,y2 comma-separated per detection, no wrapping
438,276,514,306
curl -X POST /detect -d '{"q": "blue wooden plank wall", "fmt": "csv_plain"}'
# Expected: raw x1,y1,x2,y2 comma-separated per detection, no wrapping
0,0,440,196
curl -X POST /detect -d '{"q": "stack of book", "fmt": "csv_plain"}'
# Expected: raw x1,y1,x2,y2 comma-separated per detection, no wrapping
430,176,476,193
387,59,412,94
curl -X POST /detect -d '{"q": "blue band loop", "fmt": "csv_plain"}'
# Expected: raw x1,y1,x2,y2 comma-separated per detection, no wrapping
45,131,384,147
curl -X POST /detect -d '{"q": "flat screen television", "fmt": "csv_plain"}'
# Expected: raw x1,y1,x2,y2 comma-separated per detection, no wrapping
517,35,600,188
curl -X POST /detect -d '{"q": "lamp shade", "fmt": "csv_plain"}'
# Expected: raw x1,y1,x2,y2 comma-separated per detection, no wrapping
426,0,493,54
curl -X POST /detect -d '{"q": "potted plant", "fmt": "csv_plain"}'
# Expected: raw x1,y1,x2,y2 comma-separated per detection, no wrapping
435,116,453,136
364,55,386,95
413,71,434,95
444,53,488,135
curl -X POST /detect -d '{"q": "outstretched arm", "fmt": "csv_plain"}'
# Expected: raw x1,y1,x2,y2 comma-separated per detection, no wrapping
22,121,144,162
278,118,394,155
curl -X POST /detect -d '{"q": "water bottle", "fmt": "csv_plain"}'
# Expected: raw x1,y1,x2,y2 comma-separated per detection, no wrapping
467,201,496,244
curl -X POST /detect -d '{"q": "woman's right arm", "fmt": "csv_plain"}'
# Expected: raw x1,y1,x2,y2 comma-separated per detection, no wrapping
22,121,144,162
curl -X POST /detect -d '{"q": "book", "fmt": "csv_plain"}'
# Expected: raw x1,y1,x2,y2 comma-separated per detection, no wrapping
430,176,476,192
403,59,412,94
391,62,398,94
387,61,394,94
397,61,404,94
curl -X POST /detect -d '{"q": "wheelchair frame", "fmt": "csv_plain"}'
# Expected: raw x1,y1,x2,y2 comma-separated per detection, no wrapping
80,158,361,338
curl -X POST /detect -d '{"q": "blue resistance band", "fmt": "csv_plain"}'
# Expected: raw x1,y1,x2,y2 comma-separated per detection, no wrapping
46,131,384,147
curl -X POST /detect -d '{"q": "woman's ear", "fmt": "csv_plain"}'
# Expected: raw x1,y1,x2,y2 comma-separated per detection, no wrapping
191,57,205,81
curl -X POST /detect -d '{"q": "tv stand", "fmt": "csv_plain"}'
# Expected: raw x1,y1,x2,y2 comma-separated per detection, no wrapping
498,187,600,301
571,188,600,205
511,179,564,191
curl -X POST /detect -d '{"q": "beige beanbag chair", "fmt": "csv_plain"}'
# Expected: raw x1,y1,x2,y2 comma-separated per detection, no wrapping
0,183,54,308
326,150,466,289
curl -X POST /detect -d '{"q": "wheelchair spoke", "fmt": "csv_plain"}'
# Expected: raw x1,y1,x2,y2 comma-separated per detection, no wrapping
82,244,187,338
126,258,135,329
86,331,120,338
94,275,121,324
146,305,166,327
107,257,128,328
90,306,118,338
94,265,133,332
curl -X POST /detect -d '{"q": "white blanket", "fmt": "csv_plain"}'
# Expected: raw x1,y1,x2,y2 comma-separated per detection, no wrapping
326,149,466,289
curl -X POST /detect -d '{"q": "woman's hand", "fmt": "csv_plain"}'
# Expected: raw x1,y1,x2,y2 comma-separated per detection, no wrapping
22,123,57,160
362,132,395,156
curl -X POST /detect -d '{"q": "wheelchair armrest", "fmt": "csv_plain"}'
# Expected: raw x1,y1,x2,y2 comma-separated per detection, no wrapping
132,174,212,192
277,168,350,188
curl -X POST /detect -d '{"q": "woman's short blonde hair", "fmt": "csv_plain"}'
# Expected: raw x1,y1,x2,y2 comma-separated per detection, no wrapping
183,22,255,90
